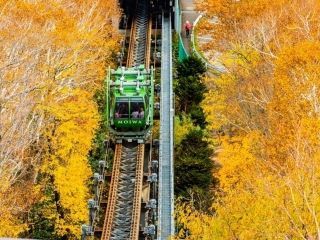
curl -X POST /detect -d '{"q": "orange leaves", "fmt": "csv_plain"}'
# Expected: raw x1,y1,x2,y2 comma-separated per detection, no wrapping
0,178,40,236
176,202,218,240
265,42,320,167
45,89,99,159
196,0,287,50
202,46,271,134
217,132,262,192
197,0,320,54
195,0,320,239
39,89,100,238
0,0,120,238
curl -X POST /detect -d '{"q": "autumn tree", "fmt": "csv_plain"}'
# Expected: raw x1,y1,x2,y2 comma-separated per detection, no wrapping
0,0,120,238
176,0,320,239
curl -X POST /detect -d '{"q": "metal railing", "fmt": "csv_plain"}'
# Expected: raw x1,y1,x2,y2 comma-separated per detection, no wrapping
191,15,225,73
158,12,174,240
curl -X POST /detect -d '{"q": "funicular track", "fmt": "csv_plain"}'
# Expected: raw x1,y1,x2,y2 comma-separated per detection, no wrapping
81,1,171,239
80,1,174,240
101,144,145,240
98,0,153,239
127,0,151,67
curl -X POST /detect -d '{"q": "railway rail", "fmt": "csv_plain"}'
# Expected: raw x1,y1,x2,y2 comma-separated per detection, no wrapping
100,144,122,239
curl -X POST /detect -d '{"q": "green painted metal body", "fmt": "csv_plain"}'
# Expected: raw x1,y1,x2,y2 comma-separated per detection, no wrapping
178,34,188,61
175,0,188,61
106,65,154,139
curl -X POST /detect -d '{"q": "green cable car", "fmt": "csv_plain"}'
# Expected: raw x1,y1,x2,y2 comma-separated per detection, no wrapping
106,65,154,140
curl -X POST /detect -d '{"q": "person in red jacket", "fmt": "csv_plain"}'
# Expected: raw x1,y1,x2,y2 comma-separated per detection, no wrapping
184,20,192,37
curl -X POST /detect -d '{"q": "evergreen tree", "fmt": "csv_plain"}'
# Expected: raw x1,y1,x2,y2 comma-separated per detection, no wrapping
175,130,216,203
175,75,206,113
175,55,207,122
177,55,206,78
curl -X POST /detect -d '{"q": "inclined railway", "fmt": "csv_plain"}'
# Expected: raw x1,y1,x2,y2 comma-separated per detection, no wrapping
82,0,174,239
101,144,145,240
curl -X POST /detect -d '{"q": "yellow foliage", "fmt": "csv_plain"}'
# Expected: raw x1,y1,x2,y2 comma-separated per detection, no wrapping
0,211,26,237
0,181,39,236
217,132,261,192
176,203,218,240
41,89,99,236
202,46,270,133
174,115,199,145
0,0,120,238
189,0,320,239
178,134,320,238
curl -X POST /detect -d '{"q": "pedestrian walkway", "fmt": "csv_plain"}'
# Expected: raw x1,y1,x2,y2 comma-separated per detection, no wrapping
180,0,200,54
158,12,174,240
